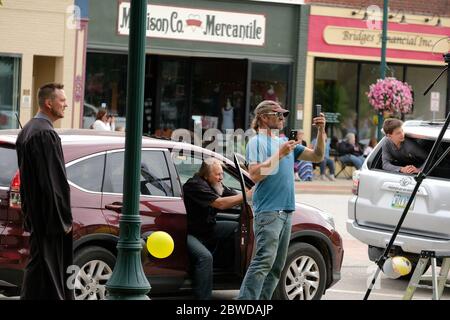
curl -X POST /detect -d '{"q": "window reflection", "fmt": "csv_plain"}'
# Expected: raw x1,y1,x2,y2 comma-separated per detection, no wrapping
313,59,447,146
191,59,246,132
314,60,358,140
250,63,290,125
405,66,447,121
84,53,128,129
156,60,188,138
0,56,21,129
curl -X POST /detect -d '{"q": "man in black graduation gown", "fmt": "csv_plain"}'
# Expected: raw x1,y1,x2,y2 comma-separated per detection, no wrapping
16,82,73,300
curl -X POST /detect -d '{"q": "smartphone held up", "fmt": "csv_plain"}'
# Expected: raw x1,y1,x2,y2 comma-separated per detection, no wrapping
289,130,298,141
312,104,322,126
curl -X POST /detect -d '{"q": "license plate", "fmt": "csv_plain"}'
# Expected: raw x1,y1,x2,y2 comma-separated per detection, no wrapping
391,192,414,210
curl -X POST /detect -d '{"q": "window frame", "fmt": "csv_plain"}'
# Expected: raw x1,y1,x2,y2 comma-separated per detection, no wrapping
171,150,244,192
102,148,182,198
66,151,107,194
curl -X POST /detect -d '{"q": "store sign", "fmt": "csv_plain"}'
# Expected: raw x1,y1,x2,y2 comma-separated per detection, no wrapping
323,112,340,124
430,92,440,112
323,26,448,54
118,3,266,46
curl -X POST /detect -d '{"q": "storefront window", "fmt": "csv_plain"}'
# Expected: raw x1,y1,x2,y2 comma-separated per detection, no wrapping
191,59,246,132
0,56,21,129
250,63,290,125
358,63,403,144
314,60,358,140
405,65,447,121
313,59,448,145
84,53,128,129
157,59,189,138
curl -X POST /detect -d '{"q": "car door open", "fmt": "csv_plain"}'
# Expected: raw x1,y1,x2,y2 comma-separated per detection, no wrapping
233,153,254,275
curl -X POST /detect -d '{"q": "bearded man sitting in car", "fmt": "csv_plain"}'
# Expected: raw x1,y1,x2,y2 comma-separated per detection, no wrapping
182,157,251,300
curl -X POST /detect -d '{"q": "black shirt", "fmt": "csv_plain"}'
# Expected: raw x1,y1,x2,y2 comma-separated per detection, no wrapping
183,174,237,242
337,141,363,157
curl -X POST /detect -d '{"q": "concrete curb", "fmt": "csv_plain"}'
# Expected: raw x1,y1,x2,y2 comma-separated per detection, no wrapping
294,180,353,195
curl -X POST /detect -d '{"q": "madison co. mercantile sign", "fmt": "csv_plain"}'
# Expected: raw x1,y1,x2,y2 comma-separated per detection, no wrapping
117,2,266,46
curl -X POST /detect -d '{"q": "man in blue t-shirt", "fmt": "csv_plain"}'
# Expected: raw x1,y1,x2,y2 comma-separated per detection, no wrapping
238,100,326,300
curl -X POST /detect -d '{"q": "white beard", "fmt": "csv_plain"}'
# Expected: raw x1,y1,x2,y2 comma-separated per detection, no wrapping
211,183,224,196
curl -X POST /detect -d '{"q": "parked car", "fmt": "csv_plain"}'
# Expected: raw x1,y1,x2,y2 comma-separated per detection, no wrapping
0,129,343,300
348,120,450,272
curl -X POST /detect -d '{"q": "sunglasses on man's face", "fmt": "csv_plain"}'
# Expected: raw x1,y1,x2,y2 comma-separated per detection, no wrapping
264,112,288,119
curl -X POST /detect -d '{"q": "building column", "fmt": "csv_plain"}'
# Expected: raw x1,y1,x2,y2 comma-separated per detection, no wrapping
303,55,315,143
292,4,310,137
19,53,34,125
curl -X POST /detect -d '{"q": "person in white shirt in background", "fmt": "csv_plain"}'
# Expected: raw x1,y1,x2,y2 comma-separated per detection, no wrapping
92,108,115,131
363,137,378,158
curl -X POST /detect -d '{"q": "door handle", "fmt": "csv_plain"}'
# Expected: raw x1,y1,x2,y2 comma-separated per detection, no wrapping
105,202,123,213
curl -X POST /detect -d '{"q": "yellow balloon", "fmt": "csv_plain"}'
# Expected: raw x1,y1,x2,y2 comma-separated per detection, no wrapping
383,256,412,279
146,231,174,259
392,256,412,276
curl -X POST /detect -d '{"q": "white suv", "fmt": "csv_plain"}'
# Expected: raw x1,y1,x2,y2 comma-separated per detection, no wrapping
347,120,450,267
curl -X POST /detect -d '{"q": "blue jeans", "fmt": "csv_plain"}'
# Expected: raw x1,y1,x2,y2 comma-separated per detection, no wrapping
319,157,335,175
339,154,365,169
187,220,238,300
237,211,293,300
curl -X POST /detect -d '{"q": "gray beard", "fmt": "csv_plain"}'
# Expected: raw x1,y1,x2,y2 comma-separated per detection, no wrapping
212,183,224,196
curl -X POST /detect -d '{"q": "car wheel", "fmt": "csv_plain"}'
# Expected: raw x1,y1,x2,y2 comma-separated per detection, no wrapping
73,246,116,300
273,242,327,300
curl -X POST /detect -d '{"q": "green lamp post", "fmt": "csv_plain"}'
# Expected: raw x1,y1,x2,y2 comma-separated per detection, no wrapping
105,0,151,300
377,0,389,141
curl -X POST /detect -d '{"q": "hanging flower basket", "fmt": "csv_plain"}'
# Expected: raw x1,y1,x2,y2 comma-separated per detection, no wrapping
367,77,413,114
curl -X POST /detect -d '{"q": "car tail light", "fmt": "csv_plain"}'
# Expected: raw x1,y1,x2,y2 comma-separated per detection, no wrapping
352,170,360,195
9,170,21,209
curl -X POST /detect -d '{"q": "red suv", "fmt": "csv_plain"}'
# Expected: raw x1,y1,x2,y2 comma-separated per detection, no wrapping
0,129,343,300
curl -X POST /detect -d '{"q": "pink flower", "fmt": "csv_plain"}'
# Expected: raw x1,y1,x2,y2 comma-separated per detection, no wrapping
367,77,413,114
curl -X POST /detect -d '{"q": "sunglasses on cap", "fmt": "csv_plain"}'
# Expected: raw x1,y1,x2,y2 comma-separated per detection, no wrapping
263,111,289,119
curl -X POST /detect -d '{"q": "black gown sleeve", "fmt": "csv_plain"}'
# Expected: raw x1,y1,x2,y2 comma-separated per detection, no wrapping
31,130,72,235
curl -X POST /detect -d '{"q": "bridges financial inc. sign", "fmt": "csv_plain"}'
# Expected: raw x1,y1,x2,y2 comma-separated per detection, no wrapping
117,3,266,46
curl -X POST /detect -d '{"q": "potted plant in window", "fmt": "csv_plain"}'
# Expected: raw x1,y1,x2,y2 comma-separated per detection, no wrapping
367,77,413,140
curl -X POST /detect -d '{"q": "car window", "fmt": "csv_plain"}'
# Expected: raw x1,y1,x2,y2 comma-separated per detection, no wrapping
0,146,17,187
66,154,105,192
173,154,202,185
173,153,241,191
104,150,174,197
222,171,242,191
140,151,174,196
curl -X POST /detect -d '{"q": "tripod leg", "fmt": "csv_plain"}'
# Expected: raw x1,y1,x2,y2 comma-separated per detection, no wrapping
364,265,383,300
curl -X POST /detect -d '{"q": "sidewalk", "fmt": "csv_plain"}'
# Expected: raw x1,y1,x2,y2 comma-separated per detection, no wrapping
295,176,353,195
